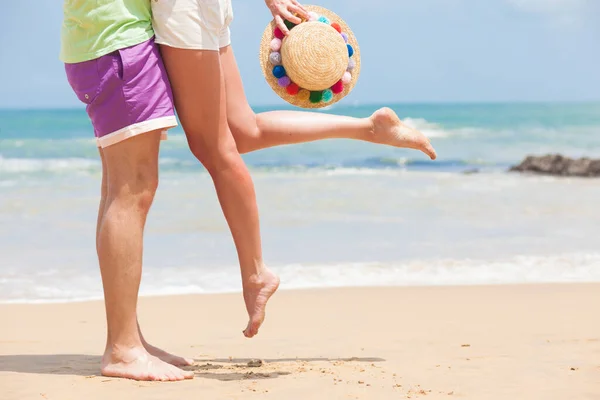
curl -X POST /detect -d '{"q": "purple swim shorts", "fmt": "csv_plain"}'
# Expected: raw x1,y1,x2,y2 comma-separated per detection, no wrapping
64,37,177,148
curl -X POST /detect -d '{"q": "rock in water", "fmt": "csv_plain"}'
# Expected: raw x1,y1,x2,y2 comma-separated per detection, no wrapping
509,154,600,177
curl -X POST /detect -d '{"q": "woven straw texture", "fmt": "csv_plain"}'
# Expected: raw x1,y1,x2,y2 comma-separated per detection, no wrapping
259,5,361,109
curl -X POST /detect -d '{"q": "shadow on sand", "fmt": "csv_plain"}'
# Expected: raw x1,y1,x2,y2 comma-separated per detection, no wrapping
0,354,386,381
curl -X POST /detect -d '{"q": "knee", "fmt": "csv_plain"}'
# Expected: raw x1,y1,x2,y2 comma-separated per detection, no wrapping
228,113,260,154
134,172,158,212
191,140,242,175
107,168,158,213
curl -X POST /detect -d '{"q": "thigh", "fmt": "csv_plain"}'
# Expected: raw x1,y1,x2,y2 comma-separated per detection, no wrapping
219,45,257,134
159,46,235,156
101,130,162,191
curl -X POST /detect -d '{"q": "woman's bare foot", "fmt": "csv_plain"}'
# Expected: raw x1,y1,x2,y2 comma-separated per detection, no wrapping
101,346,194,381
143,342,194,367
369,107,437,160
242,267,280,338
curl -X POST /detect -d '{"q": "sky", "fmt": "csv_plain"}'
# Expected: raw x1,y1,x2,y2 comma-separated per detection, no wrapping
0,0,598,108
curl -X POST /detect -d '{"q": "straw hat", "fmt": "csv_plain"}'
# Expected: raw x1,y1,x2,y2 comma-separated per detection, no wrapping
259,5,360,109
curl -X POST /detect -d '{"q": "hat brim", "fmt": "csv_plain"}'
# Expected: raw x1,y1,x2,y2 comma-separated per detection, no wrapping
259,5,361,109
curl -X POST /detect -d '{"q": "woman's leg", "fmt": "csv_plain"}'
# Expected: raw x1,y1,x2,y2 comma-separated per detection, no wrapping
159,46,279,338
219,46,436,159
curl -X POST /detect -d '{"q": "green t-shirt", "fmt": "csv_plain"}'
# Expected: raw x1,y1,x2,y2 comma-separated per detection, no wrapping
60,0,154,64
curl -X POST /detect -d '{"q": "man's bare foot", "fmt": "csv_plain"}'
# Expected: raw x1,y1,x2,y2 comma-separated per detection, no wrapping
369,107,437,160
143,341,194,367
101,346,194,381
242,267,280,338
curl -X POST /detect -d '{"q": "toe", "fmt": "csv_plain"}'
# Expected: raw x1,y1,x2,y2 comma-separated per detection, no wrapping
164,368,178,381
243,324,257,338
171,364,190,381
425,144,437,160
173,356,194,367
183,357,194,366
148,372,161,381
183,369,195,379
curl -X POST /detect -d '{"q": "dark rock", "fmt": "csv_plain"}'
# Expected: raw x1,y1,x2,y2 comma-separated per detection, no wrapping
247,359,263,368
509,154,600,177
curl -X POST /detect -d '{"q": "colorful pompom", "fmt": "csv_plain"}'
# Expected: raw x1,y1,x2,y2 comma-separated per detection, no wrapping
278,76,291,87
284,19,297,30
309,91,323,103
297,89,311,102
341,32,348,43
347,44,354,57
286,82,300,95
269,52,282,66
274,27,284,39
272,65,286,79
347,58,356,71
270,38,282,52
331,23,342,33
308,12,319,21
318,16,330,24
331,80,344,94
342,71,352,85
322,89,333,103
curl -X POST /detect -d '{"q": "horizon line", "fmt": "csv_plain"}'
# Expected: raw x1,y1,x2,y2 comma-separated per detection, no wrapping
1,99,599,111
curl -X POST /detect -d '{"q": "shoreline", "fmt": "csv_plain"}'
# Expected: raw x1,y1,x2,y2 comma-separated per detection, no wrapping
2,283,599,399
3,279,600,305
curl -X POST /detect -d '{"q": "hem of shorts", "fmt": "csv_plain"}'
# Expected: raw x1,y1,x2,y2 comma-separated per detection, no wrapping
96,116,178,148
95,131,168,148
154,38,230,51
60,30,155,64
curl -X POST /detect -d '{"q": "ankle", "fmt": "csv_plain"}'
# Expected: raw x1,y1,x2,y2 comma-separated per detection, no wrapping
241,262,269,288
104,330,144,355
103,342,146,362
363,116,377,142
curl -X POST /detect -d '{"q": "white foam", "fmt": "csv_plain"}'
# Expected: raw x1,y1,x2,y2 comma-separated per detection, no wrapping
2,252,600,304
401,117,487,139
0,156,99,173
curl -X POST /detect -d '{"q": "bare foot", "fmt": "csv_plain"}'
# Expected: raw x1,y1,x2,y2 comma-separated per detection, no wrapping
369,107,437,160
143,342,194,367
101,346,194,381
242,267,280,338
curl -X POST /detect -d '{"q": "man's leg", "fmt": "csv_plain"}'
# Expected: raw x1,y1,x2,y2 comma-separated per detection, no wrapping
97,131,193,380
220,45,436,159
160,46,279,338
97,149,192,368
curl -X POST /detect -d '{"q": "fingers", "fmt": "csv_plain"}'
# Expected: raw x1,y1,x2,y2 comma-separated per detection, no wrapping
279,6,302,24
270,0,309,35
274,14,289,35
291,1,309,19
289,4,308,20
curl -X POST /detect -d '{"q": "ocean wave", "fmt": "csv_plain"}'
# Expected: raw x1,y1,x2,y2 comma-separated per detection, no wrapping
0,156,99,173
402,117,482,139
0,156,201,174
0,155,502,176
2,252,599,304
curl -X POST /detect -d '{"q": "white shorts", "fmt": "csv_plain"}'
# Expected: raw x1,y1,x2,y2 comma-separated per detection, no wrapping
152,0,234,51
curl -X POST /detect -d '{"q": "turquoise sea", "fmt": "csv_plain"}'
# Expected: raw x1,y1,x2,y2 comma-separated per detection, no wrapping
1,102,600,303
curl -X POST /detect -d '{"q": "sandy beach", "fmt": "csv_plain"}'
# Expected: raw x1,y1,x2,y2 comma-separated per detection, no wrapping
1,284,598,399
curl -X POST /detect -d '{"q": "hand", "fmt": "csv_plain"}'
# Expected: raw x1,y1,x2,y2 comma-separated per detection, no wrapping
264,0,309,35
